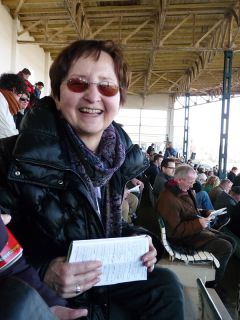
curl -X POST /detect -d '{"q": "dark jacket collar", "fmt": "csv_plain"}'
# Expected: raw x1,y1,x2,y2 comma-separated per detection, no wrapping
12,96,148,181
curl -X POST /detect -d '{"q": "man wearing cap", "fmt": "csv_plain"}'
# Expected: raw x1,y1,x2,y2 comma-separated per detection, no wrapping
34,81,44,99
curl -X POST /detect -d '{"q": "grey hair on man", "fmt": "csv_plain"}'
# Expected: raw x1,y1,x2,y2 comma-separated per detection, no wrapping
174,164,197,179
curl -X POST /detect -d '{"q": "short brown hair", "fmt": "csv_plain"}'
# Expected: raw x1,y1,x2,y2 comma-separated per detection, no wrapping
50,40,130,105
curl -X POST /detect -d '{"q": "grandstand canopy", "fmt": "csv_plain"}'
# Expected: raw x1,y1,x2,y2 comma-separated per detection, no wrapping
3,0,240,98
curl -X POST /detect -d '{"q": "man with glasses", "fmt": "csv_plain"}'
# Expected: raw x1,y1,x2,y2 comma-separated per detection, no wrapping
153,158,175,204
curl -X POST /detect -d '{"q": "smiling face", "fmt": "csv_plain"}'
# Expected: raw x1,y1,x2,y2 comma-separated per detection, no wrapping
55,51,120,151
19,93,30,109
177,173,196,192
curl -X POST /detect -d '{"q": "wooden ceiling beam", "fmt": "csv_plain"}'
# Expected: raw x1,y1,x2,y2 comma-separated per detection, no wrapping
16,40,240,52
65,0,87,38
18,19,42,36
47,23,73,42
122,18,151,44
143,0,170,96
172,4,239,94
194,18,224,47
129,74,143,89
149,73,167,89
13,0,26,18
92,17,118,38
160,14,193,46
3,0,240,96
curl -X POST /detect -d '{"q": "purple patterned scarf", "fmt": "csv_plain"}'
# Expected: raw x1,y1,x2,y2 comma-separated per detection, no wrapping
63,121,126,237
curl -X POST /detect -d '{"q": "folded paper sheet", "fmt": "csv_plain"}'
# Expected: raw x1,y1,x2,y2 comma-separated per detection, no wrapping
209,207,227,220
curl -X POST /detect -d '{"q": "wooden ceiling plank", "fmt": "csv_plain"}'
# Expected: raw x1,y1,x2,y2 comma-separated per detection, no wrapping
174,5,237,95
48,23,73,42
65,0,92,38
44,18,49,42
149,73,167,89
129,74,143,88
122,18,151,44
92,17,118,37
220,19,229,47
144,0,170,96
169,75,184,92
162,75,181,86
13,0,26,18
4,0,240,96
194,18,224,47
160,14,193,46
18,19,42,36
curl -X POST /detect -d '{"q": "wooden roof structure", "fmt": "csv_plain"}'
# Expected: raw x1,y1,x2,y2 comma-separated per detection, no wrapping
3,0,240,98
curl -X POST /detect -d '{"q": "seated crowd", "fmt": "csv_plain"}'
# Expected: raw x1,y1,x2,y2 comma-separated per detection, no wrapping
0,70,44,139
144,149,240,300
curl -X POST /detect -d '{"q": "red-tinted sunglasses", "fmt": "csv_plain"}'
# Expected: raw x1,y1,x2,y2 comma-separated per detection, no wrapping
66,78,120,97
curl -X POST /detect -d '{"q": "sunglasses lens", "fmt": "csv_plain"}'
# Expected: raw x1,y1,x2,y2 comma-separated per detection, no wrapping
67,79,88,93
66,78,119,96
98,83,119,96
20,98,29,102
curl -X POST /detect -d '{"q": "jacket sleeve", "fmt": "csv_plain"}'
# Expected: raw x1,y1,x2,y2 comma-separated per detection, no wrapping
0,136,20,216
0,94,19,138
153,175,166,199
157,192,203,240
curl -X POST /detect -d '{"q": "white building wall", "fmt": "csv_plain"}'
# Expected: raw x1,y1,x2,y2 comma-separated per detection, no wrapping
124,94,175,142
0,1,177,146
125,94,171,110
0,1,52,96
0,4,13,72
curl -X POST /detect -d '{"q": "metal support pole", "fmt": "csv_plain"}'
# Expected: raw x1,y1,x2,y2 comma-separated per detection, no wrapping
183,93,190,162
218,50,232,179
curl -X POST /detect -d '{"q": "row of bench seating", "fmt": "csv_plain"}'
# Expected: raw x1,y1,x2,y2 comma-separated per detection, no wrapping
159,217,220,268
145,179,234,319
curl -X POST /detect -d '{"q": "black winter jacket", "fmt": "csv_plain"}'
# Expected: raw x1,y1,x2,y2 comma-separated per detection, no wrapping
0,97,162,275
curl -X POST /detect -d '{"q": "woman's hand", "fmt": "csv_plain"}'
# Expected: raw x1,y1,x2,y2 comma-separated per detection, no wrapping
44,257,102,298
0,213,11,225
131,178,144,191
141,236,157,272
50,306,88,319
199,209,212,217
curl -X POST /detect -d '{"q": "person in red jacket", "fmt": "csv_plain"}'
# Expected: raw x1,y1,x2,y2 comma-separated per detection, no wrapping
17,68,35,107
0,213,88,319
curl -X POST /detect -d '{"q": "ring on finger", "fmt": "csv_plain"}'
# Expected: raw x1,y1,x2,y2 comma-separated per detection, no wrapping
75,284,81,294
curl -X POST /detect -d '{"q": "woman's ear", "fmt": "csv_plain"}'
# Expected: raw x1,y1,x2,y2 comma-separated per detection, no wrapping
55,100,61,111
52,94,61,110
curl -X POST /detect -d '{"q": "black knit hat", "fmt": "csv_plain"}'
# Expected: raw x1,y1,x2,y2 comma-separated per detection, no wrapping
36,81,44,87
